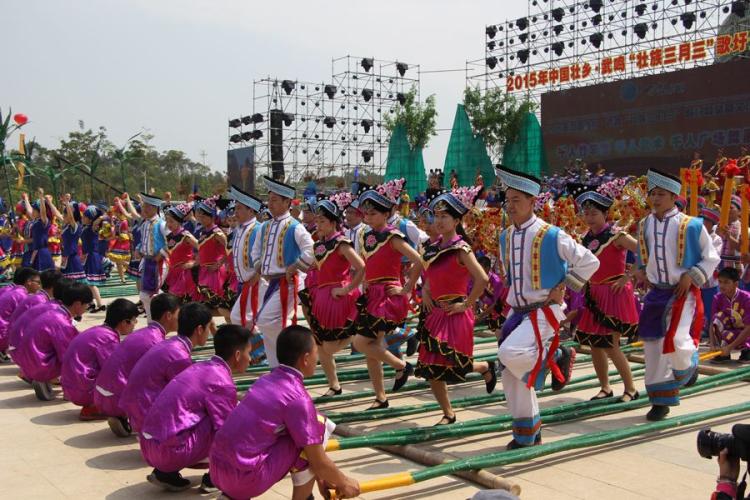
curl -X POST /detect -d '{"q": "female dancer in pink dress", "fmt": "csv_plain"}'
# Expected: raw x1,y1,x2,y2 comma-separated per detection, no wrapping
163,203,198,303
194,197,233,322
418,188,496,425
575,190,640,402
108,199,132,284
352,179,423,410
299,193,365,396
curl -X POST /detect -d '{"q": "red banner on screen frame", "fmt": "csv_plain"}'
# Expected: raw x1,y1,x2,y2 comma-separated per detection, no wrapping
540,58,750,175
507,30,749,93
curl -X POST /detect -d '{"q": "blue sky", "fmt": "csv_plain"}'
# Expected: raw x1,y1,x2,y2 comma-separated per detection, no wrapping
4,0,526,174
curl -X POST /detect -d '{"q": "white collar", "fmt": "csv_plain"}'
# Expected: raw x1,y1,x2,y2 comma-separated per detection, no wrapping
513,215,537,231
241,218,257,228
273,212,291,222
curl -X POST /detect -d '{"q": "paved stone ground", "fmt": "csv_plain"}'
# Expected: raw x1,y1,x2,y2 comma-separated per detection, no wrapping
1,295,749,499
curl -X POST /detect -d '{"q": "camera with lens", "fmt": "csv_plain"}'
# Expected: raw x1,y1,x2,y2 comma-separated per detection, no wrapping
697,424,750,462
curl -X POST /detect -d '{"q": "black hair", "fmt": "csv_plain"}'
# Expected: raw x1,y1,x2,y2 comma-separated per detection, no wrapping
478,255,492,269
277,325,315,367
59,281,93,307
13,267,39,286
150,293,180,322
40,269,64,290
718,267,741,282
580,200,609,213
104,298,140,329
213,324,252,361
52,277,75,300
177,302,213,337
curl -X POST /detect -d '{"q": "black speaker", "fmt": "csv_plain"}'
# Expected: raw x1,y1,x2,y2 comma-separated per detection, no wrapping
269,109,284,180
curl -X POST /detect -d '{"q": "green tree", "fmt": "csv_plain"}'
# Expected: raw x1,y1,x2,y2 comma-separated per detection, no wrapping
384,87,438,149
463,86,538,161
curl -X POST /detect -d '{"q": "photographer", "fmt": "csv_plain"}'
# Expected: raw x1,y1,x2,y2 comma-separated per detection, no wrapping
701,424,750,499
715,448,741,499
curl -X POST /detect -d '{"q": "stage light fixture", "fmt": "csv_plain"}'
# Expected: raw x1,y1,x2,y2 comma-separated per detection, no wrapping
589,32,604,48
635,3,647,15
250,130,263,140
552,7,564,22
251,113,263,124
486,25,497,38
281,113,294,126
680,12,696,28
515,17,528,31
228,118,241,128
551,41,564,56
240,131,253,141
281,80,295,95
488,41,496,50
590,0,604,13
229,134,241,143
324,85,337,99
672,18,679,25
554,24,564,35
361,150,373,163
241,116,252,126
323,117,336,128
396,93,406,105
396,62,408,76
361,58,373,72
486,56,498,69
634,23,648,38
519,33,528,43
592,14,602,25
362,88,373,102
361,119,373,133
732,1,747,17
517,49,530,63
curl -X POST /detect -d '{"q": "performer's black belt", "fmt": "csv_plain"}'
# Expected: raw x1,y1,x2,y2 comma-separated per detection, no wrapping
511,301,547,315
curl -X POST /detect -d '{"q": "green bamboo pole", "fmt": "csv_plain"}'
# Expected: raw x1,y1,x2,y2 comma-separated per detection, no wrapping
331,377,750,498
328,367,750,450
324,364,644,424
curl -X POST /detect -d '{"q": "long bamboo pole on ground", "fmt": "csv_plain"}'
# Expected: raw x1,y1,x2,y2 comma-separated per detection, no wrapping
328,369,750,498
327,364,745,450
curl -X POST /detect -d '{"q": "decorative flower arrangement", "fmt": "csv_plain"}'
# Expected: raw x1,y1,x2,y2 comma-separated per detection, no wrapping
597,177,629,200
452,185,481,209
365,234,377,247
376,178,405,203
329,191,353,212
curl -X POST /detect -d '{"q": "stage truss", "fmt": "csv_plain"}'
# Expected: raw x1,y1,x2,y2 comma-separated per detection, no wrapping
467,0,750,103
228,56,420,184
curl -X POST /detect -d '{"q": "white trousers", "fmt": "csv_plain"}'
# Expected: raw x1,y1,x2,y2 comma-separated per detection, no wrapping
644,293,698,406
497,305,564,444
255,278,297,368
229,283,255,327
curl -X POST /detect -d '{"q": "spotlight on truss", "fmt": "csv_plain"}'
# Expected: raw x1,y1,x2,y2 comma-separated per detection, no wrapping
323,117,336,128
361,150,373,163
634,22,648,39
250,130,263,140
241,116,252,126
324,85,337,99
552,7,564,22
486,56,498,69
396,93,406,105
281,80,295,95
362,88,373,102
635,3,647,16
517,49,530,63
680,12,696,28
228,118,241,128
486,25,497,39
551,41,564,56
360,119,373,133
589,32,604,48
590,0,604,13
732,0,747,17
240,131,253,141
361,57,374,72
251,113,264,124
396,62,408,76
515,17,528,31
229,134,241,143
281,113,294,126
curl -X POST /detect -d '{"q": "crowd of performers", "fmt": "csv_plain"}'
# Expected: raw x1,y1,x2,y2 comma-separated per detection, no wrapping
2,162,750,498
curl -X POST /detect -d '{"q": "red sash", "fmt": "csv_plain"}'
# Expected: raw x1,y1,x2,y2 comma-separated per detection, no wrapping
663,285,703,354
526,306,562,389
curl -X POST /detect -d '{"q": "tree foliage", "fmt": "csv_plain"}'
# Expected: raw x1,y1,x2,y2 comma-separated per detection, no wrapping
384,87,438,150
463,86,538,161
1,120,224,204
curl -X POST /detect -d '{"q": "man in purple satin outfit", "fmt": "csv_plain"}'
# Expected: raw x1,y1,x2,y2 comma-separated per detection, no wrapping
94,293,180,437
61,299,139,420
140,324,251,493
120,302,215,433
210,325,360,500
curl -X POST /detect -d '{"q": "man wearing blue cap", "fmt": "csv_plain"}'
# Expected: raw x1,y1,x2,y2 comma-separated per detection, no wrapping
250,176,314,367
125,193,169,320
495,165,600,449
227,185,263,328
635,168,719,421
